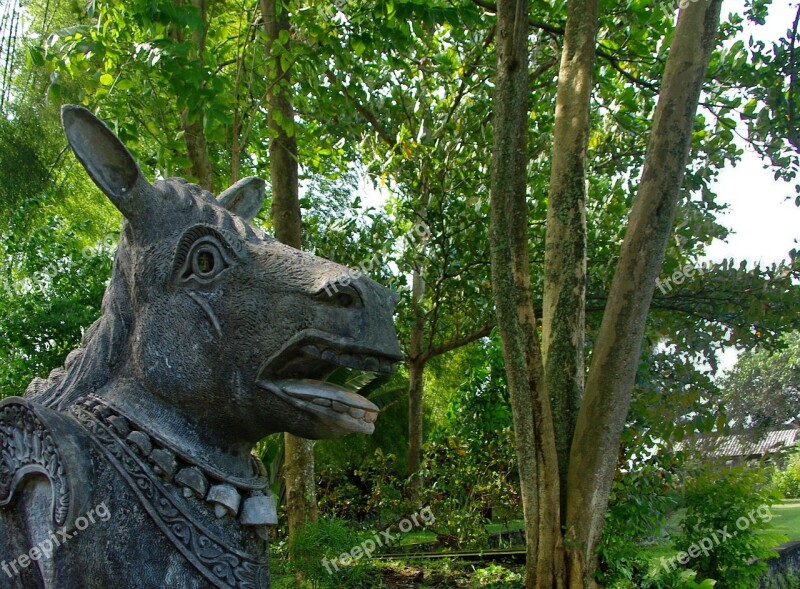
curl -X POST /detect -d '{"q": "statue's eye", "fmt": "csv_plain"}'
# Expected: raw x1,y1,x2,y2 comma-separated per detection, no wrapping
180,237,231,284
194,246,219,276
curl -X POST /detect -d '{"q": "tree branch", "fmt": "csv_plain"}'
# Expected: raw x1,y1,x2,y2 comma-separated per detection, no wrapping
419,322,495,363
472,0,659,92
472,0,564,35
596,46,659,92
324,69,396,148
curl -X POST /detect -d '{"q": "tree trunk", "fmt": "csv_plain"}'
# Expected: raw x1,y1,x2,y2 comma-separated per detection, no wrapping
406,358,425,482
488,0,564,587
181,112,215,192
179,0,214,192
564,2,723,586
542,0,597,518
405,146,431,488
260,0,316,550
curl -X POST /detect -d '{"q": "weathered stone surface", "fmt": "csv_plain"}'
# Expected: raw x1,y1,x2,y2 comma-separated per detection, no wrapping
0,106,401,589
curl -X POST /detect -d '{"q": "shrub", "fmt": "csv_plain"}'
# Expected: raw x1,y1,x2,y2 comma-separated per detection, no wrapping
597,452,681,587
470,563,523,588
773,450,800,499
610,567,717,589
317,448,414,529
417,428,520,550
672,465,784,589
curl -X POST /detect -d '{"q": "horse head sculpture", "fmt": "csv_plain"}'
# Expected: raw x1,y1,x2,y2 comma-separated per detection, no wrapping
0,106,401,589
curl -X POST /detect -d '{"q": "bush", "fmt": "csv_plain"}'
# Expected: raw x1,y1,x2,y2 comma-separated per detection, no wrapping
773,450,800,499
470,563,523,588
673,465,785,589
607,567,717,589
597,450,682,587
417,428,520,550
317,448,414,529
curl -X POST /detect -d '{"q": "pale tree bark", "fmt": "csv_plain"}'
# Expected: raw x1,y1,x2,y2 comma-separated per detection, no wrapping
405,169,431,488
260,0,316,549
542,0,597,517
405,357,425,478
406,233,427,484
488,0,564,587
179,0,215,192
564,1,723,586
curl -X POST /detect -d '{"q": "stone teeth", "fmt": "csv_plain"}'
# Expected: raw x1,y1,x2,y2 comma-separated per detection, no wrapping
337,353,365,370
300,343,393,374
348,408,365,419
331,401,349,413
364,412,378,424
302,345,321,358
312,398,332,407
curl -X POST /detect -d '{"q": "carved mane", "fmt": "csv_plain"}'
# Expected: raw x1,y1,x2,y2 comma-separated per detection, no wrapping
25,178,208,410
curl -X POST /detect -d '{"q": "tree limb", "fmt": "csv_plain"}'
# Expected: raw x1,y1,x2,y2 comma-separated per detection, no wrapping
419,322,495,363
324,70,396,148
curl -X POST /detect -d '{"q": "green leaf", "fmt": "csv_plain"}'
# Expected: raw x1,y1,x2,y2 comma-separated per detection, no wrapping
352,39,366,56
99,73,114,86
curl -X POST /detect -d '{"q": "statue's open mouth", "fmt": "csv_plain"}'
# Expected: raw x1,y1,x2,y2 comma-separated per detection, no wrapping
255,330,402,435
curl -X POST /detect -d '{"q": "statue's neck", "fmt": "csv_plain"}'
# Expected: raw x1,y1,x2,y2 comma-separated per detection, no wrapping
96,378,259,481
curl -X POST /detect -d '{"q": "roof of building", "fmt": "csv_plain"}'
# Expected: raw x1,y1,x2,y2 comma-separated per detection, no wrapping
677,428,799,458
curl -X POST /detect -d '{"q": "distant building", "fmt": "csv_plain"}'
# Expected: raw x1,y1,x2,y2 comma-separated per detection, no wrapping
677,428,800,465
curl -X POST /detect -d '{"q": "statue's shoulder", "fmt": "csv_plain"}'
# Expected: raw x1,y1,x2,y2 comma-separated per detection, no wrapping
0,397,94,531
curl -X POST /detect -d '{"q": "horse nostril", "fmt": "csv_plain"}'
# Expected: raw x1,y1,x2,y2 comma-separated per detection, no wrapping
333,292,355,307
315,284,362,308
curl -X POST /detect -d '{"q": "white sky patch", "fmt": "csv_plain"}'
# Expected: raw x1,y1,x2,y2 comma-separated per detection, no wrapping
703,0,800,372
705,0,800,267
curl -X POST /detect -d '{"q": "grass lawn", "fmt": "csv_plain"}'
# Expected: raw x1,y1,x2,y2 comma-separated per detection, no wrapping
770,499,800,542
635,499,800,572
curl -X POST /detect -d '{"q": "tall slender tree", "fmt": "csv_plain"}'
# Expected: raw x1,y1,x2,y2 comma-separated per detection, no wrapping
178,0,215,192
566,3,723,584
488,0,564,585
259,0,317,549
542,0,597,516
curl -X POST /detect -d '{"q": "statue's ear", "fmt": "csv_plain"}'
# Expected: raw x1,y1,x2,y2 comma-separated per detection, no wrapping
217,177,266,222
61,105,149,218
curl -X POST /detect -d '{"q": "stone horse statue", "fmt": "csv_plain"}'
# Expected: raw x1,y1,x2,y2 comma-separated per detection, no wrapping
0,106,402,588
